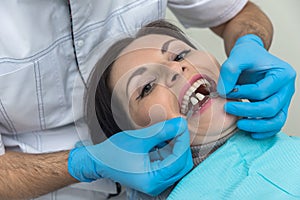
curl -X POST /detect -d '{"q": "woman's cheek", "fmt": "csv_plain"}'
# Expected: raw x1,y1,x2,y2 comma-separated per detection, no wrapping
129,103,165,128
130,101,179,128
129,88,181,128
129,105,150,128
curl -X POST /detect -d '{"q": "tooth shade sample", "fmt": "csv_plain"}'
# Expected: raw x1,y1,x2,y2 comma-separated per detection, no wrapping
196,93,205,101
190,97,199,105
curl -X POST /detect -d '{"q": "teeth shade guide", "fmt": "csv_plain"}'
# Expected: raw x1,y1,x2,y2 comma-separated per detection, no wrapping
181,78,217,118
186,106,194,119
190,97,198,105
195,93,205,101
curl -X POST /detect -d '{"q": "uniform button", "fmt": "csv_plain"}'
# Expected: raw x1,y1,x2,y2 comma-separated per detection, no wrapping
77,39,84,47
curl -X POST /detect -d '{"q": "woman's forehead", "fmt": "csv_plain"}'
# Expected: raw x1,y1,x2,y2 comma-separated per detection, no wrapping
111,34,178,79
109,35,178,90
120,34,177,56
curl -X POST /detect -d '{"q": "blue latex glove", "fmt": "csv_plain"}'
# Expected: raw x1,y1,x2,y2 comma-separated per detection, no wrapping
68,117,193,196
218,34,296,139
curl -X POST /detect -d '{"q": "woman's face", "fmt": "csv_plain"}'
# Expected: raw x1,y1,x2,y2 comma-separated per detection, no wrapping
108,34,238,145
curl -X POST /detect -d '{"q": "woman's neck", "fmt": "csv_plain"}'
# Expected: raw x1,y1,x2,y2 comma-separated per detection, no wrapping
191,126,238,166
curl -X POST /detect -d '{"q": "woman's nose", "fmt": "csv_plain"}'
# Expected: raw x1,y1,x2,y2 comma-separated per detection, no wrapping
168,60,186,72
166,61,186,87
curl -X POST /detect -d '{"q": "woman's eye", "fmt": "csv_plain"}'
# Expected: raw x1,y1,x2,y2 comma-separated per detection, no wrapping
136,82,155,100
174,49,191,61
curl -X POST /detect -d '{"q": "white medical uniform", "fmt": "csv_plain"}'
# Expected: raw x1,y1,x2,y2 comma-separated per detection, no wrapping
0,0,247,199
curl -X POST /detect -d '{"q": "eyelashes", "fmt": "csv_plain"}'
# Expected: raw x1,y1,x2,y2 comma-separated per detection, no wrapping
173,49,191,62
136,48,191,100
136,80,156,100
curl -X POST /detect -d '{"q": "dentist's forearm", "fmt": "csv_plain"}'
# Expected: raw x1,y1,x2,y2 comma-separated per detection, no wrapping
210,1,273,55
0,151,78,200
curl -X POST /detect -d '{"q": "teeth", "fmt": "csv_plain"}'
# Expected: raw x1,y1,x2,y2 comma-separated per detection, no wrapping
193,81,201,89
183,95,190,102
186,89,193,98
199,79,210,86
190,97,199,105
190,85,197,91
196,93,205,101
182,99,189,106
180,78,213,115
181,105,187,114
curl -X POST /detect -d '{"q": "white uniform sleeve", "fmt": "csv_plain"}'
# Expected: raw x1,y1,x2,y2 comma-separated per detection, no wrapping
167,0,248,28
0,134,4,155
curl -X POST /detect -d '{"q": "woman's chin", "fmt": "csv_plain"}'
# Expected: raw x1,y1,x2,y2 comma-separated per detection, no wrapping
188,97,238,145
189,123,237,146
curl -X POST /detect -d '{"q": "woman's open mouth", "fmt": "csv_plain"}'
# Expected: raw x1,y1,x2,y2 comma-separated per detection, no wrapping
179,74,217,116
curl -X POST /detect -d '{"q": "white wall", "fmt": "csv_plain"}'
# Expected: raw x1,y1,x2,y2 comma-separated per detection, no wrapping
166,0,300,136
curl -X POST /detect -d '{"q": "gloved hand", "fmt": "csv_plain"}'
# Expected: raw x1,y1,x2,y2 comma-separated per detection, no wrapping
217,34,296,139
68,117,193,196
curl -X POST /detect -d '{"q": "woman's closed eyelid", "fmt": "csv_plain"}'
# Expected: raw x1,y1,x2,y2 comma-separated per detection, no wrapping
171,49,191,62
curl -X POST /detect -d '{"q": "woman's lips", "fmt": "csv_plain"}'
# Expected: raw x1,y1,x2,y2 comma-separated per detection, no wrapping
179,74,203,105
179,74,217,116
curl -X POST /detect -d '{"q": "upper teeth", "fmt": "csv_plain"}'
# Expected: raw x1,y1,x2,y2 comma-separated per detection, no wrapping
180,78,211,114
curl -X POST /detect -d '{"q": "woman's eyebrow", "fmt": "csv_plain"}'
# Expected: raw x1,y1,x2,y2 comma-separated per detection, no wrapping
126,67,147,97
161,39,177,54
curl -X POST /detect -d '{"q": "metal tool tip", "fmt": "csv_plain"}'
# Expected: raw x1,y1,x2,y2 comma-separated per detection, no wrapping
209,91,219,98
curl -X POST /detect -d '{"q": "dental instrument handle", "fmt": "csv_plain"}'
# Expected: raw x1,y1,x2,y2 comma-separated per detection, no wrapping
210,88,238,99
186,106,194,120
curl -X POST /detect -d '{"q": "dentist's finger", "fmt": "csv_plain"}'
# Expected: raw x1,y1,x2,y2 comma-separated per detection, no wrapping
125,117,188,152
149,149,192,196
236,109,287,133
225,71,292,100
251,131,279,139
224,85,292,118
217,59,241,96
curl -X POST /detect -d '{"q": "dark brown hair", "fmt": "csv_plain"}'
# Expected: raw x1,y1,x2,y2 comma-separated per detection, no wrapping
85,20,196,141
